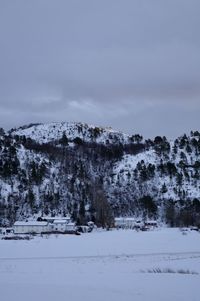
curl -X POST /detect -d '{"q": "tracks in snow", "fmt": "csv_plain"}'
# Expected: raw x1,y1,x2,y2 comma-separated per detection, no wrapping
0,251,200,262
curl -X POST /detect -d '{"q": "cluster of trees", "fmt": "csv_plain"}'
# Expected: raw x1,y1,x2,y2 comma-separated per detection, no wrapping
137,195,158,218
74,184,114,228
153,136,171,156
164,198,200,227
135,161,155,182
174,133,200,155
0,136,20,178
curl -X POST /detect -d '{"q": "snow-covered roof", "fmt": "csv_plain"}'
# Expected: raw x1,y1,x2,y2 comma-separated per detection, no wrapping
87,221,94,225
14,221,48,226
42,216,71,221
145,220,157,224
125,218,135,221
115,217,135,221
115,218,124,221
53,220,67,224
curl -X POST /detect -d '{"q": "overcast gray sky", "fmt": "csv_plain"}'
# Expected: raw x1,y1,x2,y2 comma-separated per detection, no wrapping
0,0,199,138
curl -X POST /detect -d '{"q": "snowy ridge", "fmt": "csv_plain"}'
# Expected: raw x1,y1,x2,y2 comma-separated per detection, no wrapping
11,122,130,145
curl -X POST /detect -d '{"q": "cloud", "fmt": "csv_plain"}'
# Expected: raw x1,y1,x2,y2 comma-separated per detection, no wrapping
0,0,199,137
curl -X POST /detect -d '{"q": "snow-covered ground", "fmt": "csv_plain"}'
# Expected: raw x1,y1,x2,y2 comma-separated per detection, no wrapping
0,228,200,301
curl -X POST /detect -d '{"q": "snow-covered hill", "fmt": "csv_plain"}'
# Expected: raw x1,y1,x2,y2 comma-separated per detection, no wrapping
0,123,199,227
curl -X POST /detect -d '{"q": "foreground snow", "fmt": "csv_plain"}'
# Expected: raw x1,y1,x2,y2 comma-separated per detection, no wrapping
0,228,200,301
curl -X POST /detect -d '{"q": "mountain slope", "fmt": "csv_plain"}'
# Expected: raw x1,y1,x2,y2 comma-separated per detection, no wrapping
0,123,199,227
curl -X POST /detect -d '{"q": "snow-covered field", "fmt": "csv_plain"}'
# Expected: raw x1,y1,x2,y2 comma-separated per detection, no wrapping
0,228,200,301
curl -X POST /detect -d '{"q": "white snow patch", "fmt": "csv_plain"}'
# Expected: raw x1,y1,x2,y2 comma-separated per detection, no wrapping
0,228,199,301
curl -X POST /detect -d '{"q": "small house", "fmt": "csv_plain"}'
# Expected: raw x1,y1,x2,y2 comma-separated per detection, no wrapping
125,218,136,229
115,217,126,228
13,221,48,234
66,222,76,232
52,219,67,232
115,217,144,229
115,217,136,229
144,220,158,228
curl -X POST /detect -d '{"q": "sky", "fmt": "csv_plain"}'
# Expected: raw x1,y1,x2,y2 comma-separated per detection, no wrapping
0,0,200,139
